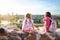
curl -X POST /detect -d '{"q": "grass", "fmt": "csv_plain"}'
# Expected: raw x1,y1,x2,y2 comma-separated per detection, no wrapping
34,24,43,27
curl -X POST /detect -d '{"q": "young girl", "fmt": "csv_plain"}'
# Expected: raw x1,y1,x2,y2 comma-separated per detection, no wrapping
22,13,41,40
43,12,56,40
43,12,52,32
22,13,34,33
20,13,34,40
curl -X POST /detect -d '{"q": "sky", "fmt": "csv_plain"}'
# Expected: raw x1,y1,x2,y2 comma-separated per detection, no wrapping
0,0,60,15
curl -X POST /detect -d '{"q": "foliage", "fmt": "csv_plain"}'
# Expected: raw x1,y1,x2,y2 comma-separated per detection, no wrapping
10,16,19,24
16,24,22,29
57,25,60,28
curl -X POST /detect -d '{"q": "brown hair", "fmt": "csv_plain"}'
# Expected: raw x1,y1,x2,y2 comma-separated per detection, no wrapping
25,13,32,24
45,12,52,18
26,13,32,19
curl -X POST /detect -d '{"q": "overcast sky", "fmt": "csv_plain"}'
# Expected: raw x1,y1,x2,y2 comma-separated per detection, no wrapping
0,0,60,15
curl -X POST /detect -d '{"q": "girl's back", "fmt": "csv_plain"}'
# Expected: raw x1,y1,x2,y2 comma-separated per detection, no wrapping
22,18,33,31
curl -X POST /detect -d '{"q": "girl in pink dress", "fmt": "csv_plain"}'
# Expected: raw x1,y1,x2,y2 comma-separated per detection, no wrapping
22,13,34,33
22,13,41,40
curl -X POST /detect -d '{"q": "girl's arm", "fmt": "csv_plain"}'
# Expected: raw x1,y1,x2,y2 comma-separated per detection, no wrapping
32,23,34,30
32,20,34,30
44,21,46,27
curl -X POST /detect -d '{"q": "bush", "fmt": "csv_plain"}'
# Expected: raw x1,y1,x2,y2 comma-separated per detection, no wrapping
16,24,22,29
57,25,60,28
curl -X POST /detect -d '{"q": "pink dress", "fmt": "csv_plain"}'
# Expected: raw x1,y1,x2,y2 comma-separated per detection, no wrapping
22,18,33,32
43,17,51,32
